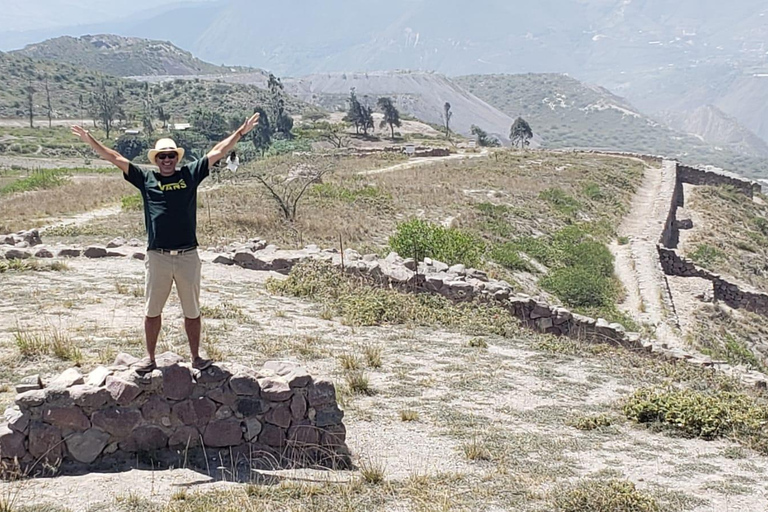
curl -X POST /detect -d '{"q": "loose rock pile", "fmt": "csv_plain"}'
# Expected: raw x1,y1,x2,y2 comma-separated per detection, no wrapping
1,236,147,262
0,353,349,473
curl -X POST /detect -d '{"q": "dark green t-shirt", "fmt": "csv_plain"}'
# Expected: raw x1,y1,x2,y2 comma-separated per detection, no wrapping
124,158,209,250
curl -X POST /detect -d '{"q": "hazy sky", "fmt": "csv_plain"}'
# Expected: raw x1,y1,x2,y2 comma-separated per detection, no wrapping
0,0,217,32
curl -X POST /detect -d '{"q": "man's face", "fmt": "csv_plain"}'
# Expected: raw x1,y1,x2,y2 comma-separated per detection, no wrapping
155,151,178,175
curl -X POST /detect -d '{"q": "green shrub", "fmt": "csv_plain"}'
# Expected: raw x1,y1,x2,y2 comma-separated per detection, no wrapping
121,193,143,211
541,266,615,308
571,414,614,431
389,218,483,267
623,387,768,449
561,241,614,277
553,479,660,512
539,187,581,217
489,243,534,272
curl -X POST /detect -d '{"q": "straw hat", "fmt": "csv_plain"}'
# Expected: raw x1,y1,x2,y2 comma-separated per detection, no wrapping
148,138,185,165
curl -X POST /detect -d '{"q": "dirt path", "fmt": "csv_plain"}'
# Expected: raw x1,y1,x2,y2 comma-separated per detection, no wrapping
37,204,122,234
611,160,685,348
357,149,488,176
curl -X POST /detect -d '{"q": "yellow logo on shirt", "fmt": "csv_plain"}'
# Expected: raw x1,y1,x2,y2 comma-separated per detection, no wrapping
159,179,187,192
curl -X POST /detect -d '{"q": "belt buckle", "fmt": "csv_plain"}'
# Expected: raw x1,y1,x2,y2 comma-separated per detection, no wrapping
170,250,179,256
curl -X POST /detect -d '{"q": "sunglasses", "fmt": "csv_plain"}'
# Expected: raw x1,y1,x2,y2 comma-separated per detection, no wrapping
156,152,178,160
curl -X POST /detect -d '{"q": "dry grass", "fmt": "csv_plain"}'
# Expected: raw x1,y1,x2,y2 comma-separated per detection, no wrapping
685,186,768,290
688,303,768,370
0,173,130,234
14,325,83,363
36,151,643,252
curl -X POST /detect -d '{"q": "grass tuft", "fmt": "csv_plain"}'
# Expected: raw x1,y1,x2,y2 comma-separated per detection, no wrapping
552,479,660,512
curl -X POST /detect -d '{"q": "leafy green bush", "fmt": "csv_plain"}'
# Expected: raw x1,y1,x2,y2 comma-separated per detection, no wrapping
571,414,614,431
541,266,615,308
561,241,614,276
121,193,142,211
624,386,768,450
389,219,483,267
539,187,581,217
553,480,660,512
265,139,312,157
489,243,534,272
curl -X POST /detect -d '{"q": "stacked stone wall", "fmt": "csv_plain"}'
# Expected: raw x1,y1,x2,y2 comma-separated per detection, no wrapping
677,164,761,197
0,354,348,473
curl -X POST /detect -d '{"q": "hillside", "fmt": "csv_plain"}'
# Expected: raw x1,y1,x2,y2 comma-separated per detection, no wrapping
659,105,768,158
11,35,239,77
0,52,319,122
456,73,768,178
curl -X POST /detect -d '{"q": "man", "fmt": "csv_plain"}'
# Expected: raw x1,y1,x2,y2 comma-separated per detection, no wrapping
71,112,260,373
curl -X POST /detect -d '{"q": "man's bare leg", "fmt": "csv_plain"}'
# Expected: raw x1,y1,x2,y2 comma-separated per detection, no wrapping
144,315,162,362
185,316,202,361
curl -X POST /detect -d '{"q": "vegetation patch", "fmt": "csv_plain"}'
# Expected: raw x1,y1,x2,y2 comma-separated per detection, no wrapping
623,386,768,452
570,414,614,431
267,260,518,337
0,169,68,195
552,479,660,512
688,243,725,268
120,193,143,211
0,259,69,273
389,218,483,267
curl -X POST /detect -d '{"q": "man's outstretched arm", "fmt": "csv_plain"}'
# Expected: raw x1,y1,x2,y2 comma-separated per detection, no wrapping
206,112,260,167
71,125,130,173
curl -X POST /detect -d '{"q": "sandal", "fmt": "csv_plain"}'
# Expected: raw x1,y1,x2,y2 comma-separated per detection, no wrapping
133,358,157,374
192,357,213,371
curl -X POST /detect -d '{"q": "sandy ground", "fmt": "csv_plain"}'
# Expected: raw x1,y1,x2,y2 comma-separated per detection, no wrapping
1,254,768,511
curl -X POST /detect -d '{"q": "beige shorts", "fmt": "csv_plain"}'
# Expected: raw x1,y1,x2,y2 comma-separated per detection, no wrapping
145,249,201,319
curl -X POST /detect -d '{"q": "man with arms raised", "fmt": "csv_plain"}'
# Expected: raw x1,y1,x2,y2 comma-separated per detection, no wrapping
71,112,260,373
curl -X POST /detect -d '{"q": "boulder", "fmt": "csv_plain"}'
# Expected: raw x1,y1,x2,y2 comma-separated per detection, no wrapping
42,406,90,432
105,376,142,405
83,246,108,258
244,418,262,442
48,368,84,389
91,407,142,439
66,428,110,463
169,426,201,447
34,248,53,258
203,418,243,447
161,365,193,401
264,403,292,428
258,424,286,448
28,422,63,460
0,426,27,459
121,426,168,452
229,373,261,396
15,374,43,394
259,377,293,402
307,378,336,408
57,248,82,258
4,407,30,434
4,249,31,260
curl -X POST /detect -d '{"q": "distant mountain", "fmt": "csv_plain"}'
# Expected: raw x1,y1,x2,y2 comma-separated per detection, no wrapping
456,73,768,178
11,35,240,77
658,105,768,158
0,52,316,122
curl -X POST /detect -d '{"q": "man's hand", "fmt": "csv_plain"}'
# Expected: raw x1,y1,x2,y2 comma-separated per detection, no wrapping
71,125,92,143
239,112,260,137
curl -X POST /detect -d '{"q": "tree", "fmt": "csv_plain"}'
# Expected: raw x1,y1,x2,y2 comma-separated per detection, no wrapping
189,108,228,141
250,107,272,155
267,73,294,139
115,134,149,161
359,104,374,136
343,88,363,134
43,75,52,129
89,79,124,139
510,117,533,149
142,82,155,136
156,106,170,130
318,122,350,148
78,94,85,126
254,156,333,222
377,97,401,139
470,125,501,147
23,80,35,128
442,102,453,138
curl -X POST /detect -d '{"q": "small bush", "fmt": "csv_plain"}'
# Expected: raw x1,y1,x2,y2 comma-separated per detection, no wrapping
571,414,614,431
553,479,660,512
541,266,615,308
489,243,534,272
462,438,492,461
362,343,383,368
623,386,768,450
400,410,419,422
468,337,488,348
338,353,362,371
121,193,143,211
539,187,581,217
345,371,373,395
389,218,483,267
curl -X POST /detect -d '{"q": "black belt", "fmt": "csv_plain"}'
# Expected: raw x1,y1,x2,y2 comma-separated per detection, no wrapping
153,247,197,255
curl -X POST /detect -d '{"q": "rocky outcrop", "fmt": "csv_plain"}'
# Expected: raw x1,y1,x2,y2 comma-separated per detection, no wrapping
0,354,349,473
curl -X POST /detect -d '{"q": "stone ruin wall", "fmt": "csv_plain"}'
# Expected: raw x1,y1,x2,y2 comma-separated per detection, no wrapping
0,353,349,473
655,163,768,319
